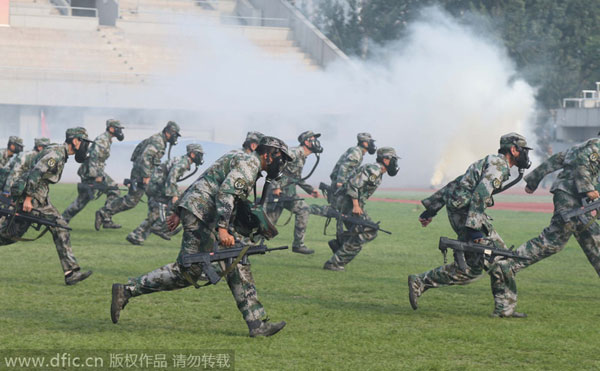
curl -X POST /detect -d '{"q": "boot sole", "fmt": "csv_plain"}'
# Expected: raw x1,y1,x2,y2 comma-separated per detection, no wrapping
111,283,122,324
408,276,418,310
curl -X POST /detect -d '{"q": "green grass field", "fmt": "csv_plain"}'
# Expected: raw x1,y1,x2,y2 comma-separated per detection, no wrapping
1,184,599,370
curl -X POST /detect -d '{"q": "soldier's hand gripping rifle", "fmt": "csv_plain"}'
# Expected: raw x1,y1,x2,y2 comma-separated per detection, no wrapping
322,207,392,236
181,240,288,286
559,198,600,229
438,237,530,271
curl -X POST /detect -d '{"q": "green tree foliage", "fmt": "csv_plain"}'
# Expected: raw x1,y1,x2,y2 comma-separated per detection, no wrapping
304,0,600,110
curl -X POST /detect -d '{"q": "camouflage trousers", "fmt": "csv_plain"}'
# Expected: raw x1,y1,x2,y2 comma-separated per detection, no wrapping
128,197,171,244
125,209,267,323
266,196,310,248
0,198,80,273
325,208,378,268
98,176,145,221
492,190,600,315
412,208,509,303
62,176,119,222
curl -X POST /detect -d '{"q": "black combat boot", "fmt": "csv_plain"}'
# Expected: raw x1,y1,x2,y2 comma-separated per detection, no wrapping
103,220,122,229
111,283,132,324
323,261,344,271
247,319,286,337
94,210,103,231
292,245,314,254
65,270,93,285
328,239,340,254
126,235,143,246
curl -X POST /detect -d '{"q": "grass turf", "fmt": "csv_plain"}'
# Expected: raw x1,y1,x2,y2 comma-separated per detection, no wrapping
1,184,599,370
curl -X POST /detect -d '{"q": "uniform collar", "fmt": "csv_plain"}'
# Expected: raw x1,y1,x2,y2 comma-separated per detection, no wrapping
62,143,70,162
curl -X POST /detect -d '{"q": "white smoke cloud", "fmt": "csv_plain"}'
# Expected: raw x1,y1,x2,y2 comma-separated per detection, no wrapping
144,5,536,188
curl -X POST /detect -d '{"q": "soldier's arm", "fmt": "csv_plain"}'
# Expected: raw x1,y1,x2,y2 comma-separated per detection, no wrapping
85,143,106,179
215,156,256,229
465,165,504,230
3,155,26,193
524,151,565,191
24,153,54,198
335,149,361,184
139,144,160,179
165,158,188,197
297,179,314,195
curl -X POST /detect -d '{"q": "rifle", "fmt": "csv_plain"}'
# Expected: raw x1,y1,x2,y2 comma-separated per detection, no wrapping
266,195,304,204
124,178,146,193
181,241,288,285
438,237,531,271
322,207,392,235
0,206,72,231
559,198,600,225
83,181,126,200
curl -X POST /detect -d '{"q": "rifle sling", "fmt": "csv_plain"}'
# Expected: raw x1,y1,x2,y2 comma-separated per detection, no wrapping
219,244,251,277
5,227,50,242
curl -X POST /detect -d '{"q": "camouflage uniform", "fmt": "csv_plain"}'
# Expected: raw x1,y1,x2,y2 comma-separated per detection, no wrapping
123,150,269,325
2,138,51,195
324,147,398,269
0,136,24,188
492,139,600,315
127,153,194,244
311,133,372,217
410,153,514,297
267,145,314,249
63,121,123,223
0,129,92,282
97,122,179,224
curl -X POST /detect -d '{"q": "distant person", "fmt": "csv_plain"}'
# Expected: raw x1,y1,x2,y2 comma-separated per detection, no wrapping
266,130,322,254
1,137,50,195
323,147,399,271
62,119,125,227
492,135,600,317
0,128,93,285
408,133,532,317
94,121,180,230
0,136,23,168
126,143,204,245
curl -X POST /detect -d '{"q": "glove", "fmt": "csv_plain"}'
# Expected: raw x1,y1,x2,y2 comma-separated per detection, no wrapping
466,228,484,242
419,209,436,220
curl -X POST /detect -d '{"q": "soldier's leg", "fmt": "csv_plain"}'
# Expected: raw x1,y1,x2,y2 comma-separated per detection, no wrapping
226,264,267,323
125,210,210,297
62,183,94,222
290,200,310,248
491,212,574,315
103,174,120,205
572,221,600,277
127,199,160,244
37,201,82,275
326,217,378,268
99,180,145,220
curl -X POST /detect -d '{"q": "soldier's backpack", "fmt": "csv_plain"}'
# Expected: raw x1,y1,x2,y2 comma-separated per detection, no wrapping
130,137,152,163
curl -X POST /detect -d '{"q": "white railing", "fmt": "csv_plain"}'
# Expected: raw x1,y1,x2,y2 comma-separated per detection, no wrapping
10,1,98,17
0,65,149,84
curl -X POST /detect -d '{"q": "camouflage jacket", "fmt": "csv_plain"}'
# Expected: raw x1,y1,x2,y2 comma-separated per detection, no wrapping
131,132,167,179
329,146,364,184
341,162,384,206
0,148,13,168
272,146,314,196
78,131,112,181
178,151,260,229
2,150,42,193
23,144,69,203
422,154,511,230
147,155,192,198
525,139,600,196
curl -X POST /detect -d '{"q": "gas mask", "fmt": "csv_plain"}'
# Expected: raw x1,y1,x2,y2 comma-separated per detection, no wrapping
365,139,377,155
191,151,204,166
168,131,180,145
9,142,23,155
265,151,286,180
74,140,89,163
306,138,323,154
386,157,399,176
113,127,125,142
514,147,531,170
